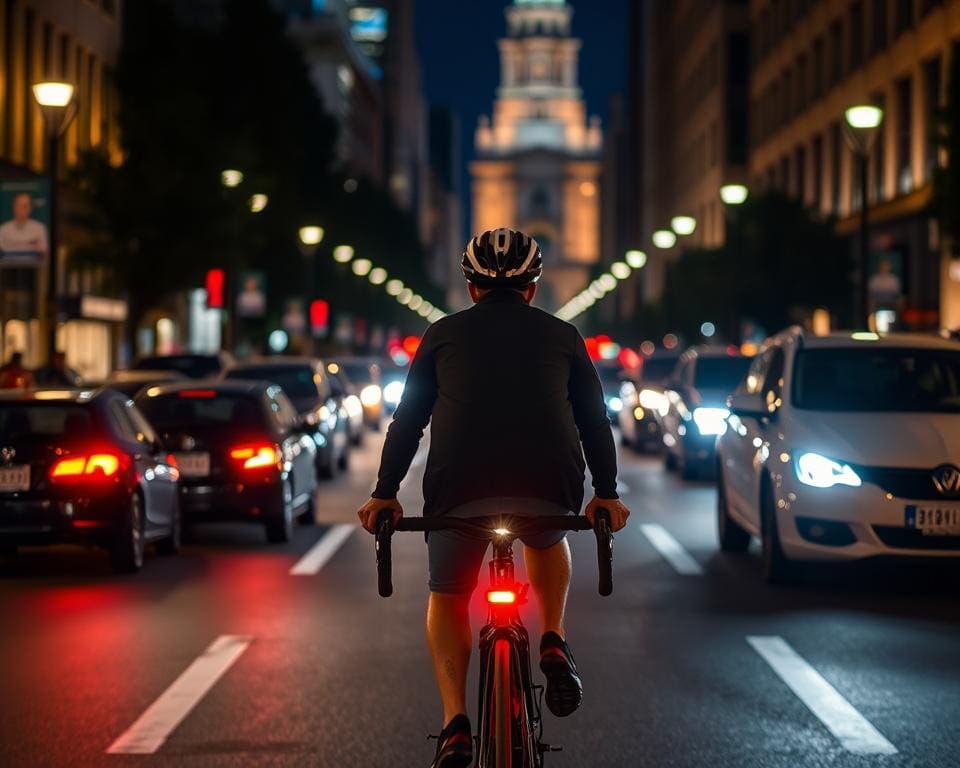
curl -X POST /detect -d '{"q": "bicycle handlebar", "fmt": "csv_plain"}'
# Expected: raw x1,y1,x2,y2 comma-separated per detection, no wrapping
374,509,614,598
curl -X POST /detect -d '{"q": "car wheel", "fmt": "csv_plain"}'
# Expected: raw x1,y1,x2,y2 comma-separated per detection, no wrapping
298,492,316,525
680,453,700,481
717,463,751,552
156,500,181,556
760,479,795,584
337,445,349,472
350,429,363,447
665,450,678,472
265,480,294,543
317,445,336,480
110,492,146,574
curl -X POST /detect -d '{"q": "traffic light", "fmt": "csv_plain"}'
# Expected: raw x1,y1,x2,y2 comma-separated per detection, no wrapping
310,299,329,337
206,269,225,309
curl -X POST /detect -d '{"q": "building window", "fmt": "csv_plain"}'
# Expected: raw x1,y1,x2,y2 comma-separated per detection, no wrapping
924,56,942,181
872,94,886,202
795,145,807,202
831,121,843,214
812,36,825,97
850,2,865,70
895,0,914,34
813,134,824,210
726,32,749,165
870,0,888,56
896,75,913,193
829,19,844,86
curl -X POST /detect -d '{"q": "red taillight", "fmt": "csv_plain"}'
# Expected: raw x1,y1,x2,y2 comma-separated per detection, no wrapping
229,443,280,470
486,590,517,605
178,389,217,398
50,453,123,482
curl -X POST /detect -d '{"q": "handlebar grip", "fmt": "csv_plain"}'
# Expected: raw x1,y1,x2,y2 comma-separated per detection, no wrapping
594,509,614,597
375,509,394,598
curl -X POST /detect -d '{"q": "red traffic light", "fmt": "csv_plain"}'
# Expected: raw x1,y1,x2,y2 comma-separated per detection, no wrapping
402,335,420,357
310,299,330,336
206,269,225,309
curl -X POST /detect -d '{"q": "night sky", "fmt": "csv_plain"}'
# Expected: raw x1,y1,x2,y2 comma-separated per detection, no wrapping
414,0,628,238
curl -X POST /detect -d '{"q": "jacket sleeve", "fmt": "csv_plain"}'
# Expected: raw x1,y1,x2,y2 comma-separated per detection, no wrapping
371,326,439,499
568,328,619,500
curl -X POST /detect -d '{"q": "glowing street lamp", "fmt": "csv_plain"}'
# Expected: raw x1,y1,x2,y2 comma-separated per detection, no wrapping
351,258,372,277
299,226,324,246
408,294,424,312
249,193,268,213
385,279,404,296
33,80,77,361
598,273,617,292
719,183,749,205
671,215,697,236
652,230,677,249
221,169,244,188
369,267,388,285
332,244,354,263
397,288,413,305
625,249,648,269
610,261,631,280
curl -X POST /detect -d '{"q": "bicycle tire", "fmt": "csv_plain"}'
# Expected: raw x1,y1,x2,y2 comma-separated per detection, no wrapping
375,512,393,597
596,513,613,597
493,638,511,768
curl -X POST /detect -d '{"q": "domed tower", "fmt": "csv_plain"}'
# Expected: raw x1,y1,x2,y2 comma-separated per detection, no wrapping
470,0,602,311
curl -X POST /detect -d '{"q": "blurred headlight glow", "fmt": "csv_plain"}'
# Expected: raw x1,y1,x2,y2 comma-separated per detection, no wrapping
638,389,669,416
344,395,363,418
360,384,382,407
692,407,729,436
383,380,405,405
606,396,623,413
796,453,862,489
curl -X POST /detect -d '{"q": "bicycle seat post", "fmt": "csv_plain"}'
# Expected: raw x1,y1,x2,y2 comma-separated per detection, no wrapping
488,528,516,589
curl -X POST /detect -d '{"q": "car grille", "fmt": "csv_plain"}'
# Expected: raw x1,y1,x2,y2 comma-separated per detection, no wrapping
852,465,950,501
872,526,960,551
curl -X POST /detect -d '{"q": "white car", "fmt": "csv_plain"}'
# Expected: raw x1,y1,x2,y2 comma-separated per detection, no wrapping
716,328,960,583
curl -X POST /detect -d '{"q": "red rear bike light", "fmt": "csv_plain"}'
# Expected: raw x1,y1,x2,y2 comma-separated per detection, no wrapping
486,590,517,605
50,453,124,482
229,443,280,470
178,389,217,398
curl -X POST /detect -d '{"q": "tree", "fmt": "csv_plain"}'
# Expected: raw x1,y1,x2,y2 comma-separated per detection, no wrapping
933,48,960,258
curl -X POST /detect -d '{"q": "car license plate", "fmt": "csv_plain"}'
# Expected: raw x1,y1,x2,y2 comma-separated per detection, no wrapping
905,505,960,536
0,465,30,492
174,452,210,478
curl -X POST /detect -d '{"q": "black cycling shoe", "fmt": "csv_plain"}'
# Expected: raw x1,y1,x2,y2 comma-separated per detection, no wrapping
429,714,473,768
539,631,583,717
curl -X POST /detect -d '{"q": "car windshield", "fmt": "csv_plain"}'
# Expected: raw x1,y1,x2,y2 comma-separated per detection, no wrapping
225,366,317,400
694,357,751,391
793,347,960,413
597,366,624,386
132,356,220,378
137,394,264,430
0,404,94,440
641,358,677,383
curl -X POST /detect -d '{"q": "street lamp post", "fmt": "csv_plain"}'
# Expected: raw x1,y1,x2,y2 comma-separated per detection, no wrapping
843,104,884,328
298,226,324,355
32,81,77,363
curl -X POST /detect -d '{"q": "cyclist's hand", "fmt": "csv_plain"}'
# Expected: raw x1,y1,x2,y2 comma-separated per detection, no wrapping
357,497,403,533
585,496,630,532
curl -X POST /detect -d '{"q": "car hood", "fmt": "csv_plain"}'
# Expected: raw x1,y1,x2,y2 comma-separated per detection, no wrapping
786,410,960,468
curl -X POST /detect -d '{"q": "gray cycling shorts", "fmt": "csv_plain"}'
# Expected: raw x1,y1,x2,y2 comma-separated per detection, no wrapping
427,498,572,595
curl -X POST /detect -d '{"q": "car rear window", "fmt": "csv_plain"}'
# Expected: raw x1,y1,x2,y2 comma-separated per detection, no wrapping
225,366,318,400
694,357,751,391
137,393,265,430
0,404,95,439
132,356,220,377
339,362,373,384
793,348,960,412
640,357,677,383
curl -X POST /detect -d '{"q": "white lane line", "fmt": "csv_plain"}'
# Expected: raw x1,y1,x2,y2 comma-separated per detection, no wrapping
106,635,252,755
747,636,898,755
289,524,355,575
639,523,704,575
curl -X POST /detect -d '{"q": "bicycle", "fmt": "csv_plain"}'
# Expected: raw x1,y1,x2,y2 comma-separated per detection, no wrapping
375,509,614,767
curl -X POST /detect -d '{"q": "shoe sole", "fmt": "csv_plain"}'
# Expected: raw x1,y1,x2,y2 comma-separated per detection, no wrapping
434,747,472,768
539,654,583,717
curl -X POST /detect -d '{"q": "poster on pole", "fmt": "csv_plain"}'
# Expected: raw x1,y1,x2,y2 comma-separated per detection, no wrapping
0,180,50,265
237,271,267,318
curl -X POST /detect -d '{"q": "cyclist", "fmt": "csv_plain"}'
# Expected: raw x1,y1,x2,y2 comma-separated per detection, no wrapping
357,228,630,768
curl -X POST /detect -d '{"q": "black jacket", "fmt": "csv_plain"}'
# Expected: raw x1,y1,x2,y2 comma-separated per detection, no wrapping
372,290,618,516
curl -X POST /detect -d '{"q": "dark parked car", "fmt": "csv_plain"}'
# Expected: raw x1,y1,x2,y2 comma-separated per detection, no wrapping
617,353,679,452
0,389,181,572
660,347,752,480
96,369,187,399
136,381,317,542
130,352,235,380
223,358,349,478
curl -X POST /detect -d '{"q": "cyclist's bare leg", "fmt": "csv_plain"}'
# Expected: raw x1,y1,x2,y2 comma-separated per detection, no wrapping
426,592,472,724
524,538,572,638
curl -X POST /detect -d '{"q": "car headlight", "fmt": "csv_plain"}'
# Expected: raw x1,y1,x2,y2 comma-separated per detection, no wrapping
383,380,404,405
606,396,623,413
692,407,729,436
318,405,331,422
795,452,862,489
344,394,363,418
360,384,382,407
638,388,668,416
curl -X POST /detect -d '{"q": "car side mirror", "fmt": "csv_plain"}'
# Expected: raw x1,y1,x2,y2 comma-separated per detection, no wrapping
727,392,769,419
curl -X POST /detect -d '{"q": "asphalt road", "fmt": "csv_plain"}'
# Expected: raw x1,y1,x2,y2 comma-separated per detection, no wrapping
1,430,958,767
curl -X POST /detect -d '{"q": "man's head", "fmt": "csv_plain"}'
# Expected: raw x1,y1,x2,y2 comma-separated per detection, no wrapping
12,193,32,223
461,228,543,304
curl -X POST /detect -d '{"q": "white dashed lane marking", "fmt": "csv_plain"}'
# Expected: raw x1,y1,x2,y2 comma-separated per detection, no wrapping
747,635,898,755
289,524,355,575
639,523,704,575
106,635,253,755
